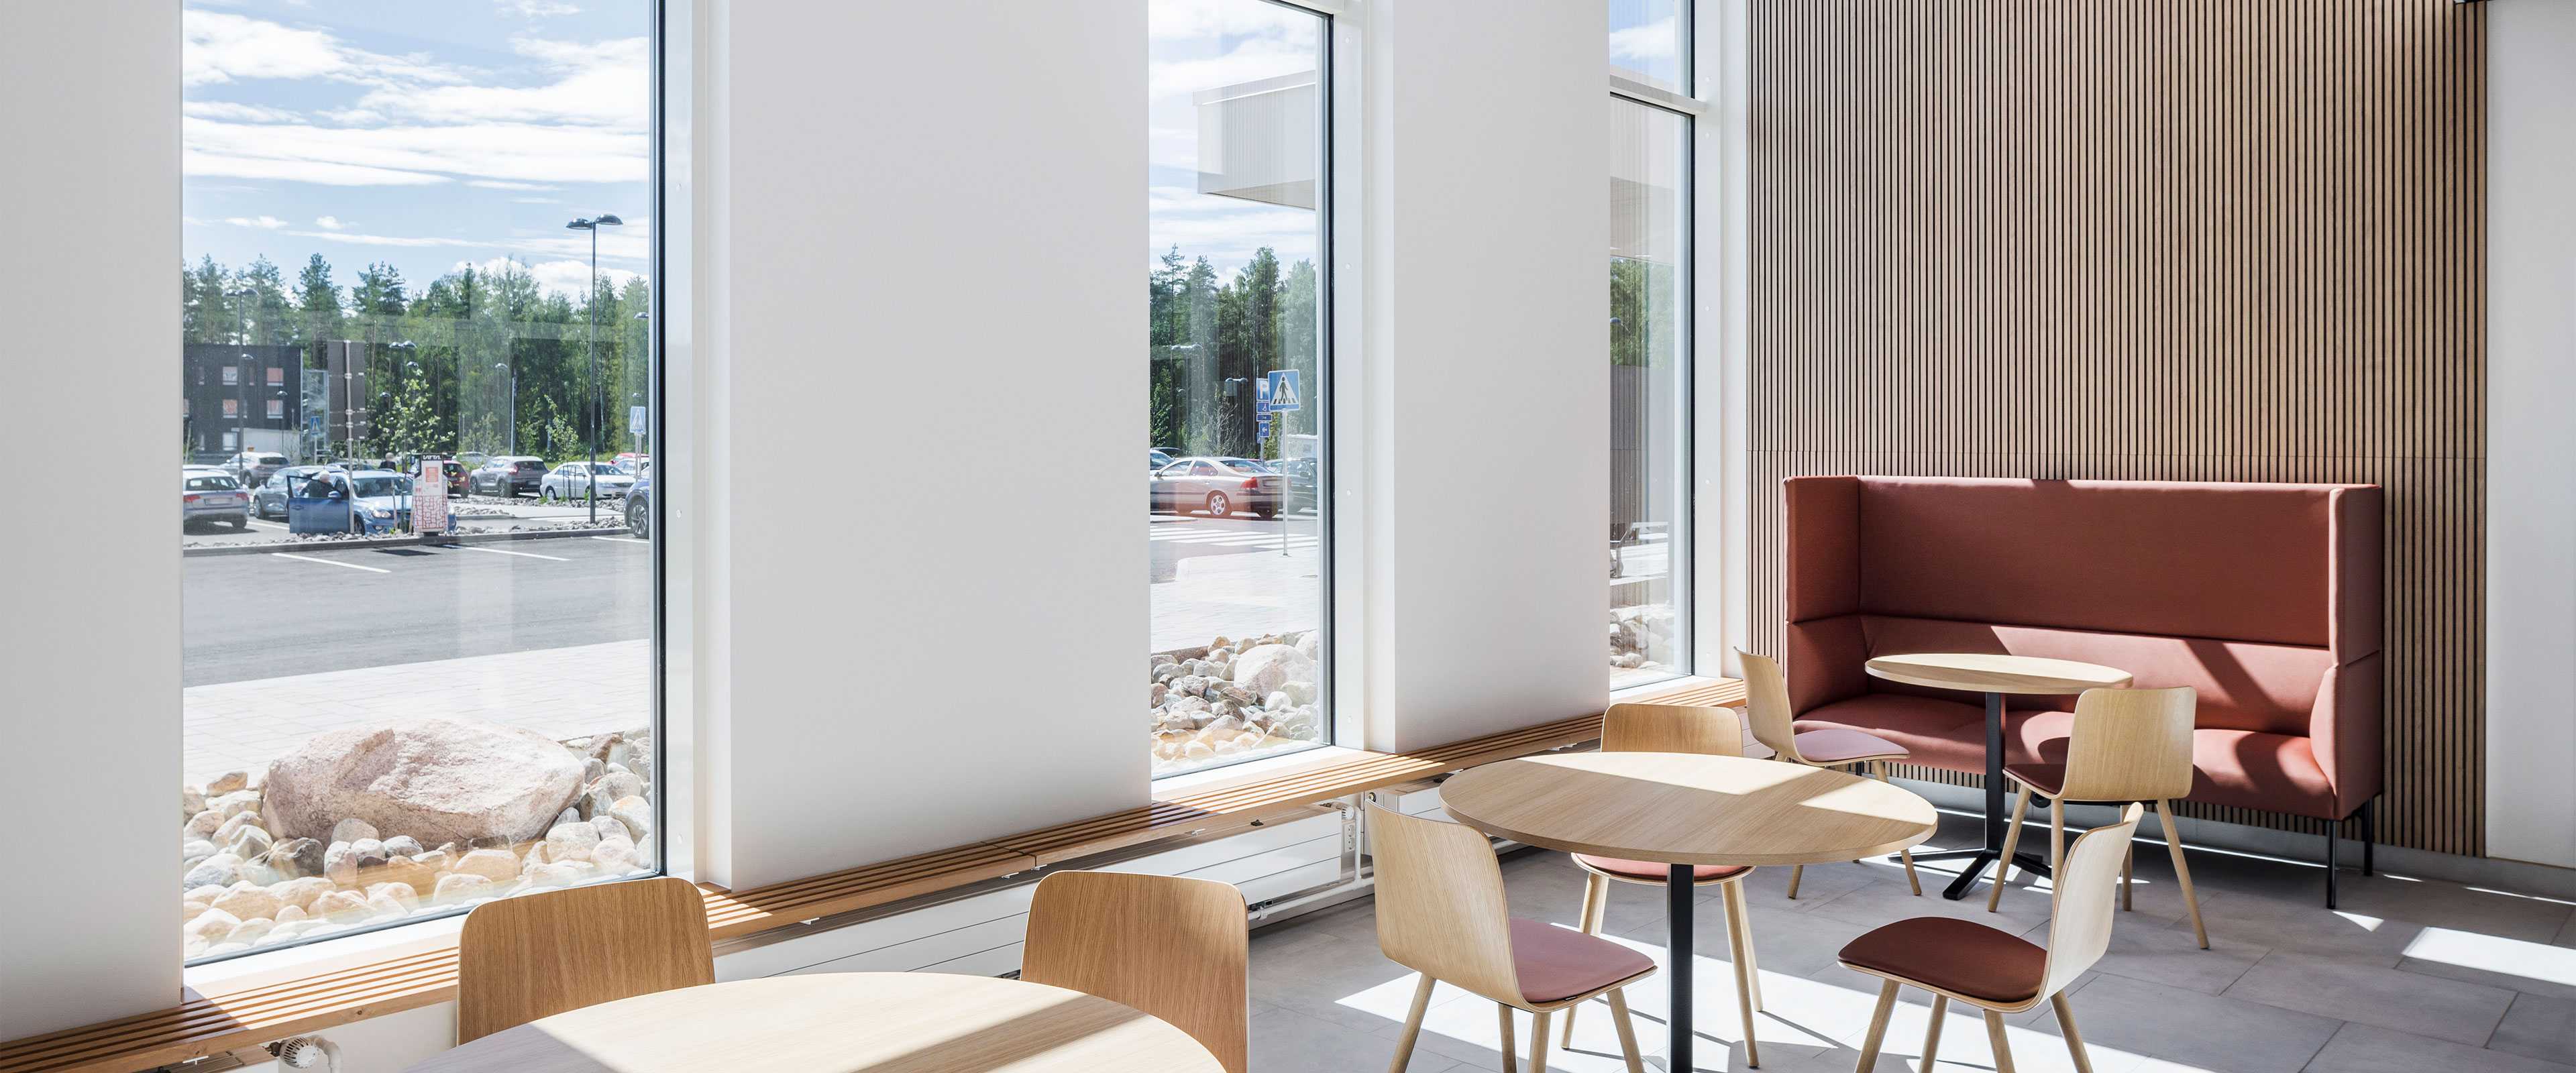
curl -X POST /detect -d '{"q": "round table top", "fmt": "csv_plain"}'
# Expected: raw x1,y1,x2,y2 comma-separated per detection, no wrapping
404,973,1226,1073
1437,752,1937,866
1865,653,2132,695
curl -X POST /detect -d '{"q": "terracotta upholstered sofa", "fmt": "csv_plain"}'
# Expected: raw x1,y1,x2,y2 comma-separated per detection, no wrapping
1781,475,2382,886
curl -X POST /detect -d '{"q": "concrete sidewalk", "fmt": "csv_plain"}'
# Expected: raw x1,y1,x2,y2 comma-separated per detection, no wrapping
182,639,650,786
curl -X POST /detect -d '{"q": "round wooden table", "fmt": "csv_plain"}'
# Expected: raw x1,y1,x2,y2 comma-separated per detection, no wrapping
1864,653,2132,901
403,973,1227,1073
1440,752,1937,1072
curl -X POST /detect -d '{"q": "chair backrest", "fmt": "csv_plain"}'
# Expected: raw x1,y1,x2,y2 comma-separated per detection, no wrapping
1366,803,1523,1006
1022,872,1250,1073
2037,803,2143,997
1734,648,1807,763
1601,701,1747,757
456,876,714,1043
2058,687,2198,802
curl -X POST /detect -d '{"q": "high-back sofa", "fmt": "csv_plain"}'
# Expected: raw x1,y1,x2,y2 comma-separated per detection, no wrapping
1781,475,2383,858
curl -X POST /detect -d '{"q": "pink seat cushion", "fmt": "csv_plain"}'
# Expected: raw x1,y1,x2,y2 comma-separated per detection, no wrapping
1839,916,2047,1005
2004,763,2067,797
1509,918,1658,1004
1572,853,1750,883
1794,693,1984,769
1793,726,1909,764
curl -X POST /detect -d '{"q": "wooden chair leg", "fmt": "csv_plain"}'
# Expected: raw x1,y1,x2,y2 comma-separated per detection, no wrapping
1387,974,1437,1073
1854,980,1900,1070
1723,883,1762,1067
1496,1004,1517,1073
2121,839,2135,911
1723,880,1764,1011
1527,1010,1553,1073
1561,873,1609,1046
2157,799,2210,949
1988,786,2031,912
1786,863,1803,899
1873,763,1924,895
2052,992,2094,1073
1605,989,1646,1073
1985,1009,2017,1073
1921,994,1948,1068
2049,798,2066,874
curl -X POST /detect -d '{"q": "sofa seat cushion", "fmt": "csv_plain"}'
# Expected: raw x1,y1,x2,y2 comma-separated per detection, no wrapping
1998,714,2337,817
1794,726,1911,764
1793,694,1984,772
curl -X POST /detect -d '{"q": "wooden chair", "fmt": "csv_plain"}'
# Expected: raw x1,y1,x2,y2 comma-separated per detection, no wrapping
1841,804,2143,1073
456,876,714,1043
1368,804,1653,1073
1022,871,1251,1073
1555,702,1768,1065
1736,650,1924,898
1983,685,2208,947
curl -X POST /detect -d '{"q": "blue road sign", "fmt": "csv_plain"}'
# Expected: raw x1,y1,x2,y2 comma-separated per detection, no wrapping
1254,375,1272,415
1267,369,1302,413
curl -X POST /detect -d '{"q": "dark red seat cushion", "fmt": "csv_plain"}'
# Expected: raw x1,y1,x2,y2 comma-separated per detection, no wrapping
1509,918,1658,1004
1572,854,1750,883
2003,762,2067,797
1792,694,1983,768
1838,917,2047,1005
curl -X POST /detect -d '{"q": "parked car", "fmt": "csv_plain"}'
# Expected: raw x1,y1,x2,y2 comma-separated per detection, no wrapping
224,451,290,490
253,465,340,520
624,463,653,538
1149,456,1283,518
432,459,468,497
286,469,413,535
181,471,250,531
469,456,547,498
1277,456,1319,512
1150,448,1175,471
612,452,651,474
541,461,635,502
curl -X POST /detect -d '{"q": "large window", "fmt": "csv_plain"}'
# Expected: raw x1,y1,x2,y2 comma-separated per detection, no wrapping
1609,4,1692,688
178,0,659,960
1146,0,1330,776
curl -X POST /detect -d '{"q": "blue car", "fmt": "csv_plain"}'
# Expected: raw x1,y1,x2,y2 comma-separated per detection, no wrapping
286,469,414,535
623,464,653,537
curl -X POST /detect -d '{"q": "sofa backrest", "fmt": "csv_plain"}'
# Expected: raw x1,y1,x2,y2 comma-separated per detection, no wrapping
1784,476,2381,661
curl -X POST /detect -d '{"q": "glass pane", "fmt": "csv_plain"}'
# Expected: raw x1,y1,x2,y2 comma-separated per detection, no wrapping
1610,0,1687,93
1148,0,1329,777
1610,99,1688,689
180,0,656,961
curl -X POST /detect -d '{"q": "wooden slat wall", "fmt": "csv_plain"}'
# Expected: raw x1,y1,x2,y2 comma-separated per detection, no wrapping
1746,0,2487,854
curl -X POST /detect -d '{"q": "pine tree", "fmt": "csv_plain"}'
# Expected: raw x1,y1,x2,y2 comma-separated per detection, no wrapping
296,254,345,359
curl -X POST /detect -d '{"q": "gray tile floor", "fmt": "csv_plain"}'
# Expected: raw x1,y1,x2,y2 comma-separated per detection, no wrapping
1246,812,2576,1072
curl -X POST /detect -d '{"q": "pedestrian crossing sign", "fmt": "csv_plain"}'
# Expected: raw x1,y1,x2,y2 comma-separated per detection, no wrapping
1265,370,1302,414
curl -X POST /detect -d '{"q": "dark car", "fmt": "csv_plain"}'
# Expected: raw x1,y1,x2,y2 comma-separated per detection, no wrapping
1150,456,1283,518
253,465,342,520
1277,456,1319,512
225,451,290,490
469,456,547,498
623,463,653,538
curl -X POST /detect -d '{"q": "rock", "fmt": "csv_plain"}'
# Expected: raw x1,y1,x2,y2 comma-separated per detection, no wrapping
350,838,388,867
207,771,250,795
453,848,520,883
260,717,586,847
381,835,424,858
276,903,308,923
184,908,241,945
182,786,207,819
433,872,494,901
310,890,370,919
237,856,288,888
1294,631,1320,659
1151,661,1181,683
363,890,412,919
182,838,216,862
182,899,212,924
1216,685,1258,708
323,844,359,887
545,822,602,861
1265,691,1292,710
212,885,284,922
214,811,264,843
184,853,243,890
1281,680,1317,706
226,828,272,860
229,917,276,946
187,884,229,903
211,790,262,817
590,815,629,844
271,837,325,879
1232,644,1315,697
1171,674,1210,698
592,839,638,872
364,856,439,897
525,861,587,888
330,819,379,845
366,882,419,911
185,809,225,838
272,877,335,912
411,848,451,872
610,797,652,840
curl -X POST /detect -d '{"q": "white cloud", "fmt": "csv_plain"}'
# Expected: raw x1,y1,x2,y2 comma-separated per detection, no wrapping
469,180,561,190
222,215,290,229
186,115,643,186
286,229,483,249
1609,15,1677,64
513,196,562,204
497,0,582,17
313,215,348,229
1150,38,1318,102
354,37,647,131
184,99,303,123
182,10,468,89
1149,0,1315,42
455,256,638,298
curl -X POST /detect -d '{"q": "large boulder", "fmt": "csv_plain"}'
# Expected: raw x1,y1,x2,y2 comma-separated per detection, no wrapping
260,717,585,848
1230,644,1315,698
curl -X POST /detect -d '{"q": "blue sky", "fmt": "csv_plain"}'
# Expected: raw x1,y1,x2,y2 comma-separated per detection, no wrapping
182,0,649,300
1148,0,1324,281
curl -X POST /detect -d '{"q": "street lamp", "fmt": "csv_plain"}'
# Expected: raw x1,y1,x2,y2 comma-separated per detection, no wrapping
493,363,515,455
226,285,256,461
567,213,624,524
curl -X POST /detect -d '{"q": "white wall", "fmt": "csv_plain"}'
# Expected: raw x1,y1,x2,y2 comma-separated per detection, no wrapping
2485,0,2576,870
0,0,183,1040
694,0,1148,888
1355,0,1609,751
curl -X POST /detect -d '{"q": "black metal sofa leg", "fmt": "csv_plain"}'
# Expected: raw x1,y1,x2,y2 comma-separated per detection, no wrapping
2325,819,2340,909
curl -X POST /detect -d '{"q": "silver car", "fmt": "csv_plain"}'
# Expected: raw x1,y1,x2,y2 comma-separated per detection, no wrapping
182,471,252,531
540,461,636,502
1150,456,1284,518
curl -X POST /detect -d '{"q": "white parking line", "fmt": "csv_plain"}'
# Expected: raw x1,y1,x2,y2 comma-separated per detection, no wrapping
245,519,287,530
271,553,390,574
588,536,649,545
456,545,570,563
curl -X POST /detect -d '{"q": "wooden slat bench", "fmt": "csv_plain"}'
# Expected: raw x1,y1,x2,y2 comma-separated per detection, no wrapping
0,679,1743,1073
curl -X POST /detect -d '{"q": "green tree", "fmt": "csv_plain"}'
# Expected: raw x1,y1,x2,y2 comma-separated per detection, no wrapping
296,253,345,363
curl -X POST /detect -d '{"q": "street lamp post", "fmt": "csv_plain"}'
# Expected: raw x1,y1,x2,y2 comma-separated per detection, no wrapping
494,363,515,455
225,285,256,462
567,213,625,524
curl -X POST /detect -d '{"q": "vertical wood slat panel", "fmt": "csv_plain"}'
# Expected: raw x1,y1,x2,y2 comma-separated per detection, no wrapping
1744,0,2486,855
